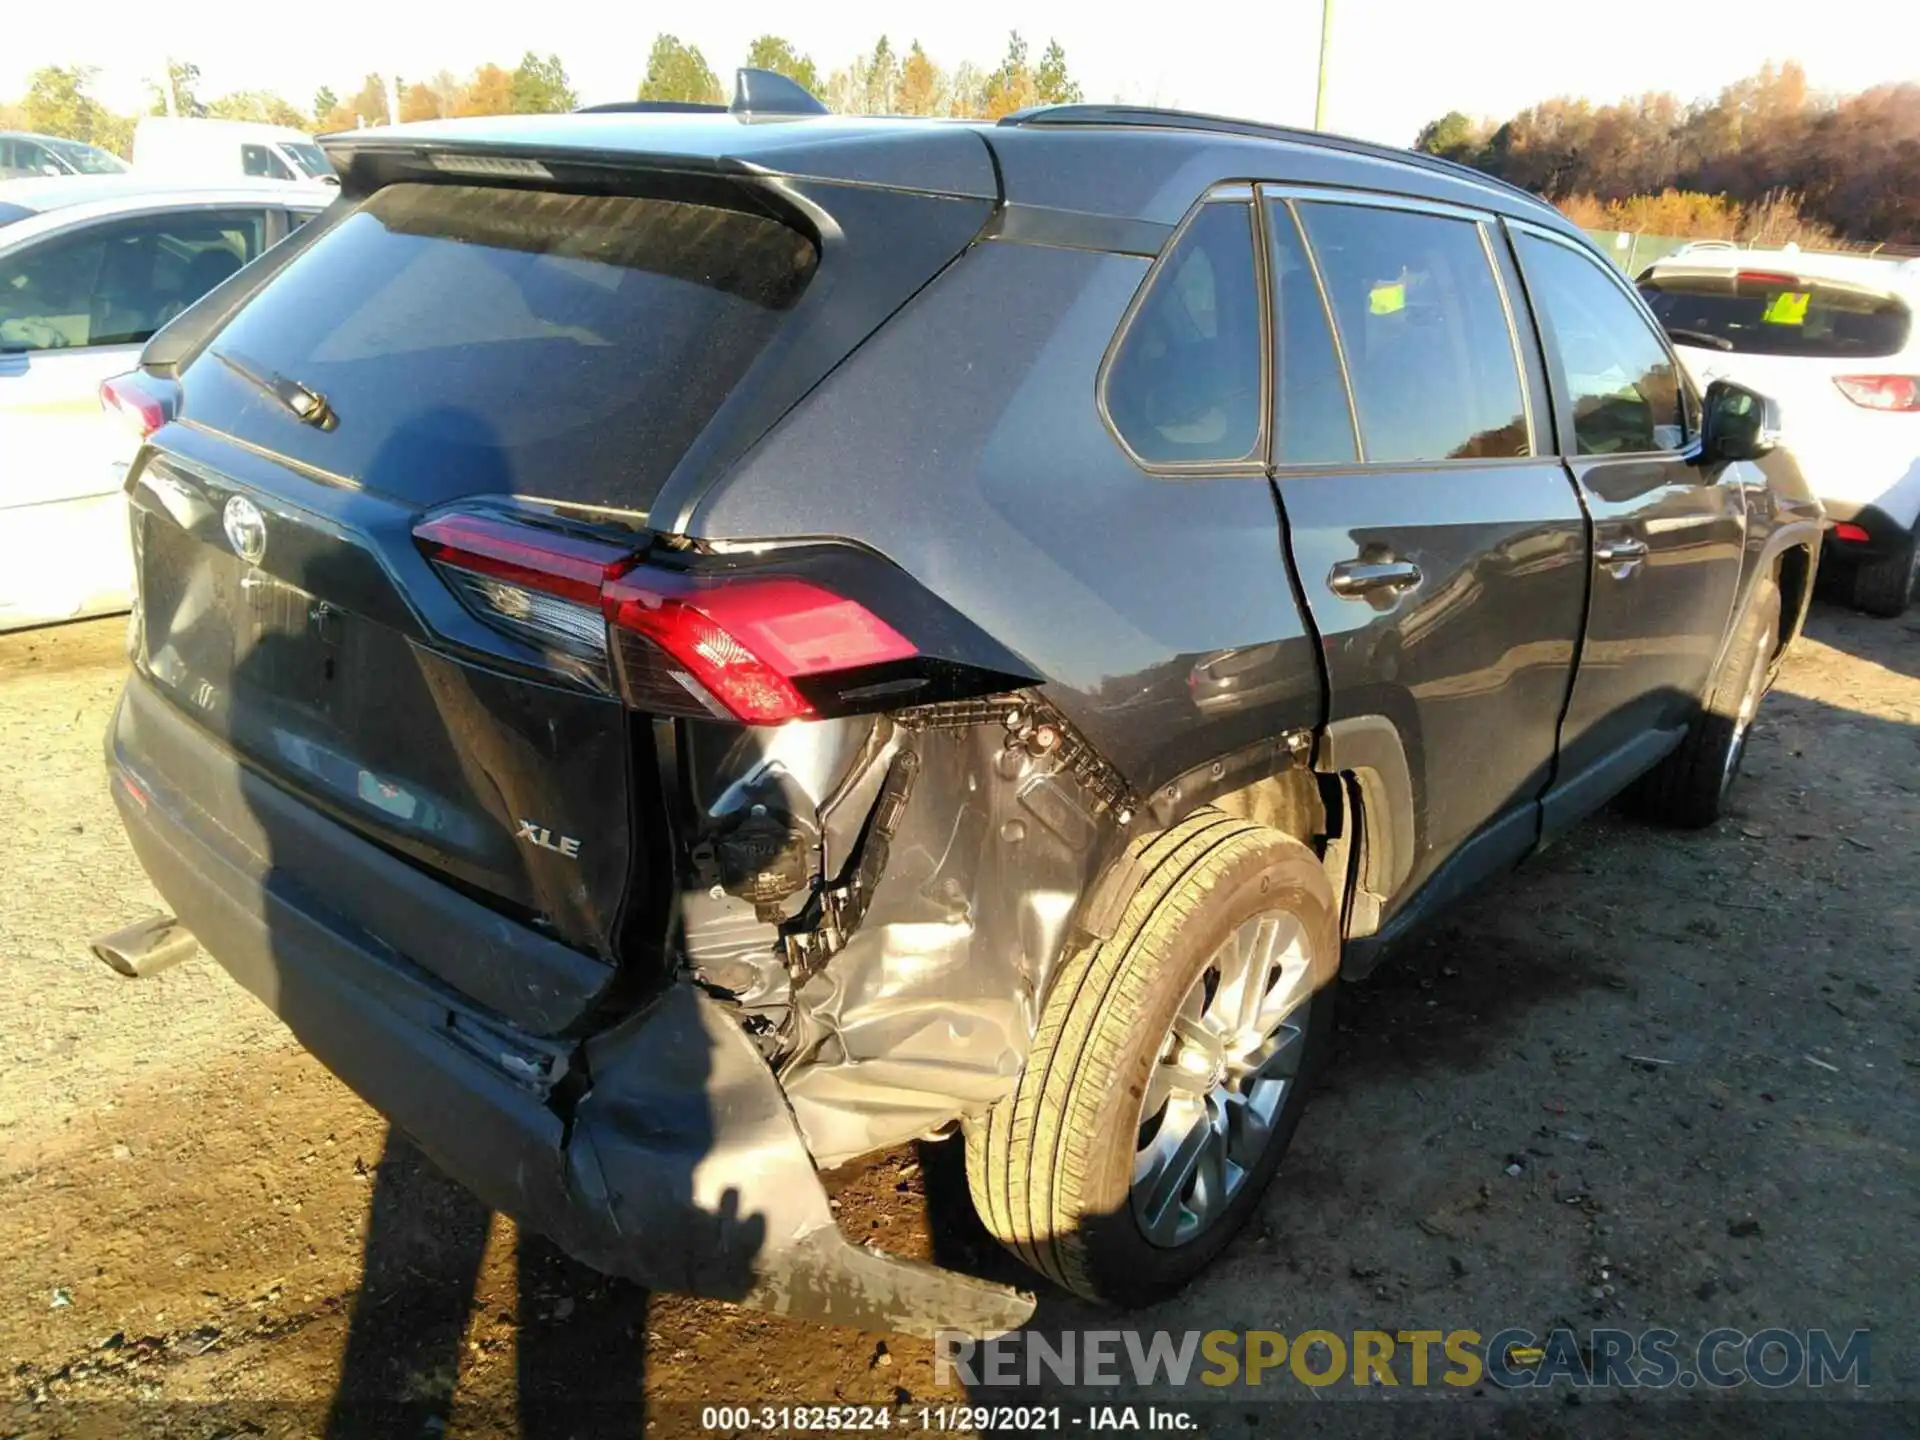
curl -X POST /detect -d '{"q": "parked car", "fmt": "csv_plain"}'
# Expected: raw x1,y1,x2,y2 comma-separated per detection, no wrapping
98,79,1821,1338
1641,249,1920,615
0,178,329,631
0,131,129,180
132,117,338,190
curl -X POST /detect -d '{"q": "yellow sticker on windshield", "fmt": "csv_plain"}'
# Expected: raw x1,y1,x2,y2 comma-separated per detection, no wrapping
1762,291,1811,325
1370,281,1406,315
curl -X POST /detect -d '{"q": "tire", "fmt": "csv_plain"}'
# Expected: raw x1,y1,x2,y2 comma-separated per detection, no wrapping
1846,527,1919,618
1626,579,1781,829
964,810,1339,1306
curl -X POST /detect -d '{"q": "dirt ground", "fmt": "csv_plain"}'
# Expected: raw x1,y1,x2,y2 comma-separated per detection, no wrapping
0,600,1914,1438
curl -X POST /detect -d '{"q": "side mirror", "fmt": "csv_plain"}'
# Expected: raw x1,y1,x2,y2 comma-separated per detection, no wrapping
1699,379,1781,464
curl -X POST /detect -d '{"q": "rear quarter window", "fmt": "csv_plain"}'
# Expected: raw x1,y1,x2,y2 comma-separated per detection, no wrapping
1104,201,1264,467
180,183,818,511
1640,273,1911,359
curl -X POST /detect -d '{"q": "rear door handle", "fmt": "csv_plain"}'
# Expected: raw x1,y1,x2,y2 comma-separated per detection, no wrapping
1327,559,1423,598
1594,539,1649,570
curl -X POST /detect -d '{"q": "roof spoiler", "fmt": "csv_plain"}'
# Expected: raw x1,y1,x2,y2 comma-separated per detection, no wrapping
575,68,827,120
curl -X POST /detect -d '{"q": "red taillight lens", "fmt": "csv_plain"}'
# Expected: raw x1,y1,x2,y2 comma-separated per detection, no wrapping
414,512,919,725
602,572,917,724
100,373,170,438
1833,375,1920,412
1832,522,1872,544
1736,271,1799,288
414,512,633,606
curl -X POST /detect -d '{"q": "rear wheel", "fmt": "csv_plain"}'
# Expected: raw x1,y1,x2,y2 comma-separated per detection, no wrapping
1627,579,1780,829
1846,527,1919,618
964,812,1338,1306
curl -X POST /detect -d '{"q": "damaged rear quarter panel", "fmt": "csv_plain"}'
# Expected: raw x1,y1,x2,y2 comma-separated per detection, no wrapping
681,237,1326,1166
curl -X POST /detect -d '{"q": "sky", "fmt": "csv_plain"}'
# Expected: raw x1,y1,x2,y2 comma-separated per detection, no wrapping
7,0,1919,147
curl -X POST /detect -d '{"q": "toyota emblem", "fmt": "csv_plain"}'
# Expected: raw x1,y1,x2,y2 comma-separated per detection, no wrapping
223,495,268,566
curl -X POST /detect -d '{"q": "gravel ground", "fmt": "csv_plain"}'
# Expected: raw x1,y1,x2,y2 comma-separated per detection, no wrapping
0,602,1914,1439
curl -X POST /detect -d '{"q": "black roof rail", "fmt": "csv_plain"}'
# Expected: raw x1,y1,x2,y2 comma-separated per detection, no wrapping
576,100,725,115
575,69,827,120
999,104,1559,219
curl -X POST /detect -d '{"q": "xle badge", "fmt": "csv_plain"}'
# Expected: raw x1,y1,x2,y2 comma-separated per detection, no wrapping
516,820,582,859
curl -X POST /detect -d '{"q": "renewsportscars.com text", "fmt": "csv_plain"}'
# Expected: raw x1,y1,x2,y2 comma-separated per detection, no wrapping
936,1326,1870,1391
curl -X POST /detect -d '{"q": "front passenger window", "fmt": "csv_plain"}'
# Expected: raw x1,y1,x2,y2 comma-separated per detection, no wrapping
0,212,266,353
1105,201,1263,466
1517,233,1684,455
242,145,295,181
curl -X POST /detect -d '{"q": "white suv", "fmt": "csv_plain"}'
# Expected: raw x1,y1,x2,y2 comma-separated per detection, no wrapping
1640,249,1920,615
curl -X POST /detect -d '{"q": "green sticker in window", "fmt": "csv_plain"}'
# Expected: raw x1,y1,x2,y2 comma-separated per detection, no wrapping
1762,291,1810,325
1369,281,1406,315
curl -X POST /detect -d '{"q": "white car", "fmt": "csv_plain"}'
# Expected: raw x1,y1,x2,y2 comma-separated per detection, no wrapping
133,118,338,191
0,177,330,631
1,132,131,180
1639,249,1920,615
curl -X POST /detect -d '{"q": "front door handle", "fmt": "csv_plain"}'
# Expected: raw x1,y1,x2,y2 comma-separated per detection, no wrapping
1328,559,1423,598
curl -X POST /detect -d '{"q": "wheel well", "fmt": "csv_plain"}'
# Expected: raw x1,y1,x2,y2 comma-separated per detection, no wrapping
1774,544,1813,660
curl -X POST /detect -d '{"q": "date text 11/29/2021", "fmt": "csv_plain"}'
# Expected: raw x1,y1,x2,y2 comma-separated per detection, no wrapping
698,1405,1196,1432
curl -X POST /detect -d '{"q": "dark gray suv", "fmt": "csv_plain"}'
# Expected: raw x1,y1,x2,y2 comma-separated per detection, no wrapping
100,76,1822,1337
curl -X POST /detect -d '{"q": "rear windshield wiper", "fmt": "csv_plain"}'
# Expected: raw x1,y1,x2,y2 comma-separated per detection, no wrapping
1665,327,1736,352
212,347,337,430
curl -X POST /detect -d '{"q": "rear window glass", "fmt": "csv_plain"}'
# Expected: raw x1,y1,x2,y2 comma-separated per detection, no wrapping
1640,273,1911,359
183,184,817,510
1297,202,1530,464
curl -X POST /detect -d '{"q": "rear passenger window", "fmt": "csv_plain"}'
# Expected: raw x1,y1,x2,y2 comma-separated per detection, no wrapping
1106,202,1263,466
1265,202,1356,464
1296,202,1529,463
1518,233,1683,455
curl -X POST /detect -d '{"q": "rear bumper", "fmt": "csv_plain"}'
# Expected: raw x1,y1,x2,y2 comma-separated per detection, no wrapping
106,672,1031,1337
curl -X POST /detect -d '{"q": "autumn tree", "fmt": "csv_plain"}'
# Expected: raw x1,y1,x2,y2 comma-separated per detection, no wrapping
312,87,338,126
511,52,576,114
399,83,444,122
208,91,308,128
456,65,515,117
640,35,722,105
896,43,943,116
1034,40,1082,105
744,35,819,97
981,32,1036,119
1417,61,1920,243
21,66,119,146
1414,110,1484,162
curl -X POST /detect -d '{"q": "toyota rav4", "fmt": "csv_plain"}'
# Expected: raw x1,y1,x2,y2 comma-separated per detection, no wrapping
100,73,1821,1337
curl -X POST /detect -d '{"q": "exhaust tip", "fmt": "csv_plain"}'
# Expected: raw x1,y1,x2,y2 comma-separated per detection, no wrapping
92,917,199,979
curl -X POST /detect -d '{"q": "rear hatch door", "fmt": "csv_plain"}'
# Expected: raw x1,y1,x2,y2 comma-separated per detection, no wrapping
129,168,990,1034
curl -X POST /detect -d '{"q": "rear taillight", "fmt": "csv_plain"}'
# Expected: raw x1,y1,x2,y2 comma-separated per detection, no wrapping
414,511,921,725
100,372,177,438
1833,375,1920,412
1832,522,1872,544
603,571,915,724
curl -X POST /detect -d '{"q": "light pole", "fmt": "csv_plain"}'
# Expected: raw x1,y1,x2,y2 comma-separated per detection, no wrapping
1314,0,1333,130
